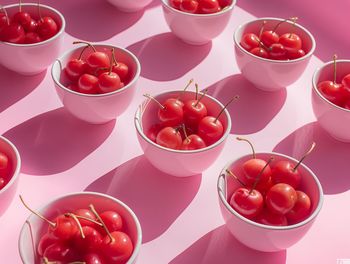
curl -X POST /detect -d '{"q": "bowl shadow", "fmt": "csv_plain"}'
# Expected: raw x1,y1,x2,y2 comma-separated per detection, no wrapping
170,225,286,264
0,65,45,113
41,0,143,41
127,32,212,81
85,155,202,243
3,107,115,176
273,121,350,194
206,74,286,135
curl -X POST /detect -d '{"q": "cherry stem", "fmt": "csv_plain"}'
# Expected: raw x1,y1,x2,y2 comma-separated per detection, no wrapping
225,169,246,187
236,137,256,159
333,54,338,83
288,17,298,38
143,94,164,109
19,0,22,12
272,17,297,33
250,157,274,193
182,124,189,141
194,88,208,107
74,215,103,226
293,142,316,172
108,48,114,75
89,204,115,243
177,78,194,101
19,195,56,227
37,0,42,20
258,21,267,39
73,41,97,52
112,47,118,66
65,213,85,239
78,46,89,60
215,95,239,123
195,83,199,100
0,6,10,25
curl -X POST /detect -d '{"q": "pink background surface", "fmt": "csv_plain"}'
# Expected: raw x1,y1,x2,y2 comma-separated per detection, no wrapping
0,0,349,263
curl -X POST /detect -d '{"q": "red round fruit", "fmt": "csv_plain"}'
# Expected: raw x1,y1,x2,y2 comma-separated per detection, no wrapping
78,74,99,94
156,127,182,149
198,0,220,14
38,232,59,256
1,23,25,43
317,81,345,106
260,30,279,47
240,33,260,51
74,209,98,227
43,242,78,262
266,183,297,215
0,178,6,189
183,99,208,128
22,18,38,32
170,0,182,9
98,72,122,93
24,32,41,44
197,116,223,145
180,0,199,13
84,253,105,264
112,62,129,81
218,0,232,7
279,33,302,51
250,47,269,58
242,158,272,187
146,124,163,142
256,209,288,226
287,48,305,60
271,160,301,189
101,231,133,263
49,215,79,240
65,59,87,82
286,190,311,224
158,99,184,127
37,17,58,40
229,187,264,219
13,12,31,26
269,43,287,60
181,134,206,150
0,152,9,170
86,51,110,70
100,211,123,232
74,226,103,253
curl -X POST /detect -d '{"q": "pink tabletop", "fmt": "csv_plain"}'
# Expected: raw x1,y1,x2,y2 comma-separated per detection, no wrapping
0,0,350,263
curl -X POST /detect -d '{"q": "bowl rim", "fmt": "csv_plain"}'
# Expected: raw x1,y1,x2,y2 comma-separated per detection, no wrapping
134,90,232,154
161,0,236,17
0,136,21,195
18,191,142,264
233,17,316,64
51,43,141,98
0,3,66,47
217,151,324,230
312,59,350,113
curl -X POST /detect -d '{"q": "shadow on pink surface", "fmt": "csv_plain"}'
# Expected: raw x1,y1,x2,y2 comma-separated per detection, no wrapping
206,74,286,135
85,155,201,243
127,33,212,81
0,65,45,114
170,225,286,264
237,0,350,61
273,122,350,194
3,107,114,175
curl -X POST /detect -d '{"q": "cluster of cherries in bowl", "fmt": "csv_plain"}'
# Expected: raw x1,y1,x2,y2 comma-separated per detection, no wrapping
62,42,130,95
21,197,133,264
169,0,232,14
0,1,59,44
227,138,314,226
240,18,307,60
145,80,237,150
317,55,350,110
0,151,11,191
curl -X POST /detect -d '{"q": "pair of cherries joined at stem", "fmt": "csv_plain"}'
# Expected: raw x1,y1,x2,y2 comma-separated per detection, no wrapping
63,41,130,95
144,79,239,150
227,138,315,226
20,196,133,264
240,17,306,60
0,0,59,44
317,54,350,109
170,0,232,14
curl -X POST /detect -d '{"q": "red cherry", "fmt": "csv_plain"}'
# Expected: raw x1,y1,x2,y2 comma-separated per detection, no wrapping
170,0,182,9
68,83,79,92
38,232,59,256
342,73,350,90
65,59,87,82
240,33,260,51
158,98,184,127
0,152,9,170
24,32,41,44
269,43,287,60
112,62,129,81
197,116,223,145
146,124,163,142
229,188,264,219
181,134,206,150
74,226,103,253
98,72,122,93
286,190,311,224
0,178,6,190
86,51,110,70
78,74,99,94
1,23,25,43
74,209,98,227
0,13,8,31
318,81,345,105
250,47,269,58
156,127,182,149
260,30,279,47
37,17,58,40
84,253,105,264
22,18,38,32
198,0,220,14
266,183,297,215
242,159,272,187
101,231,133,263
287,48,305,60
49,215,79,240
180,0,199,13
100,211,123,232
271,160,301,189
256,209,288,226
183,99,208,128
13,11,31,26
43,242,78,262
218,0,232,7
279,33,302,51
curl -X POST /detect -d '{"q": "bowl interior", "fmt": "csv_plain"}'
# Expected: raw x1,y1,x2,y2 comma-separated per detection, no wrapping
223,153,322,226
0,137,19,191
138,90,229,141
53,45,138,92
19,193,141,264
236,18,314,56
313,60,350,86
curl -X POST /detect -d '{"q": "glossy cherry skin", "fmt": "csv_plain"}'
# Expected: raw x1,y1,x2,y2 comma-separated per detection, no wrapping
0,152,9,170
78,74,99,94
156,127,182,149
260,30,279,47
279,33,302,51
180,0,199,13
37,232,59,256
286,190,311,224
287,48,305,60
86,51,110,71
112,62,129,81
198,0,220,14
98,72,123,94
342,74,350,90
101,231,133,263
181,134,206,150
37,17,58,40
271,160,301,189
13,12,31,26
0,13,7,30
242,158,272,187
75,208,98,227
1,23,25,43
158,99,184,127
218,0,232,7
229,188,264,219
0,178,6,189
84,253,105,264
256,209,288,226
170,0,182,9
49,215,79,240
74,226,103,253
43,242,78,262
183,100,208,128
24,32,41,44
100,211,123,232
197,116,223,145
22,18,38,32
250,47,269,58
65,59,87,82
269,43,287,60
266,183,297,215
317,81,345,106
146,124,163,142
240,33,260,51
